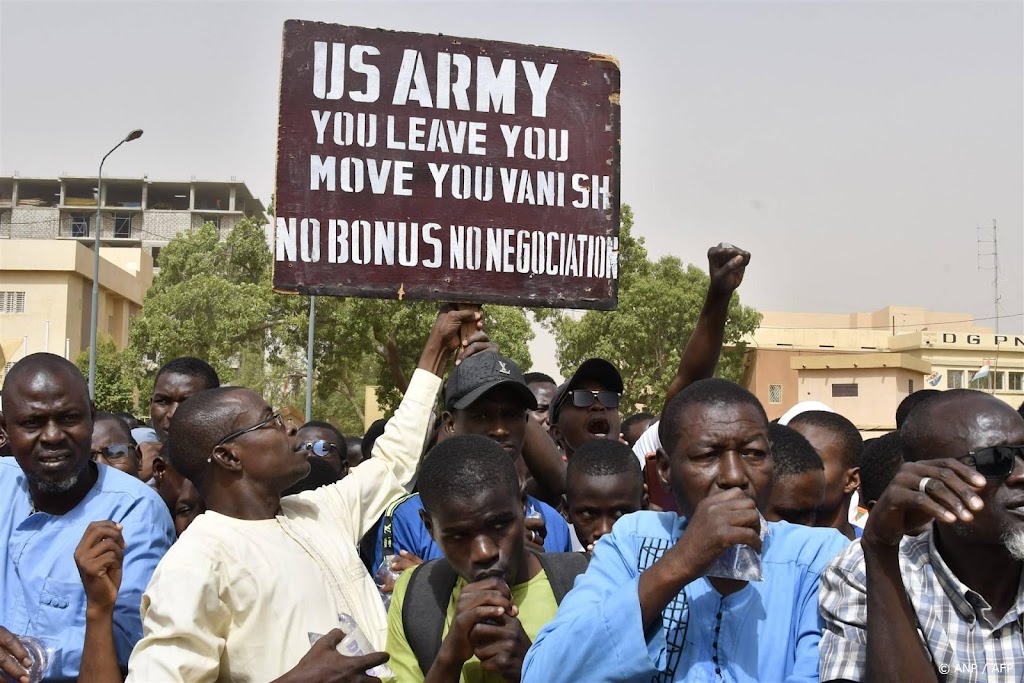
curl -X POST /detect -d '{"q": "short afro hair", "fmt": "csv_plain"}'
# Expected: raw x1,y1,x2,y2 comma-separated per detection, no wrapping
524,372,556,386
788,410,863,470
659,378,767,455
155,357,220,391
418,435,521,515
900,389,1018,462
621,411,656,444
768,423,823,478
860,432,904,503
94,411,135,442
165,386,249,490
299,420,345,443
895,389,941,429
566,439,643,493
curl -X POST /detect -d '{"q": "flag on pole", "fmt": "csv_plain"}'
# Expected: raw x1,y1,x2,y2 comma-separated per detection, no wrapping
971,360,991,383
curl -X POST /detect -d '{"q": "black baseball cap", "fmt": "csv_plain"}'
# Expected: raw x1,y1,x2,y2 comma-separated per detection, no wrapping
444,352,538,411
550,358,624,423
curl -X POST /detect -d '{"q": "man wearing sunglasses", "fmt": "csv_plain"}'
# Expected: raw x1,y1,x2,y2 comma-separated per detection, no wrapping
91,412,141,478
549,358,625,461
119,306,490,683
820,389,1024,682
294,420,348,479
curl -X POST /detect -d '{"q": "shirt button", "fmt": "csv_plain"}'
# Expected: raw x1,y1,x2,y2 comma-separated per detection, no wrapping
58,598,68,608
715,668,722,675
43,596,52,605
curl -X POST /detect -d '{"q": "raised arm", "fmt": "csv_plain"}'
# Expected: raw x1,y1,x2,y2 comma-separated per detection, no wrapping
662,244,750,413
521,418,567,503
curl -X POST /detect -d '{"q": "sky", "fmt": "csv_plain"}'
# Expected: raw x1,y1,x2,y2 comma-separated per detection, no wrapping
2,0,1021,381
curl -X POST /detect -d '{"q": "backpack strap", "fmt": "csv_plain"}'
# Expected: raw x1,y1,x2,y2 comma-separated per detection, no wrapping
401,551,589,676
401,558,459,677
381,492,417,557
535,551,590,602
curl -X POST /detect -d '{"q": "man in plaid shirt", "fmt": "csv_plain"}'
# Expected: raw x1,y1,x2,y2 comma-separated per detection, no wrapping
819,389,1024,682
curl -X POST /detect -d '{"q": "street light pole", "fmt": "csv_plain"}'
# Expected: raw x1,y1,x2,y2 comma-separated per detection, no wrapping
88,129,143,399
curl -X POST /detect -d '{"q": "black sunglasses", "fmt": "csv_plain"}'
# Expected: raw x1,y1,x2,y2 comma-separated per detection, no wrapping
963,444,1024,479
568,389,620,410
216,412,284,448
90,443,136,462
303,440,337,458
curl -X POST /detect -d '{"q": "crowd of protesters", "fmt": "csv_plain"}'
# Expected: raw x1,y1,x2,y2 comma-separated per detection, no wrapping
2,244,1023,683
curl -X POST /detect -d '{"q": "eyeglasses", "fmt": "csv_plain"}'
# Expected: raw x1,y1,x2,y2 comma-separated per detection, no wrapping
303,440,337,458
962,444,1024,479
567,389,620,410
90,443,136,462
215,412,284,448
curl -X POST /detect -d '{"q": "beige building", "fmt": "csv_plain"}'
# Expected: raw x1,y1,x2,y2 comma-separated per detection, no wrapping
742,306,1024,435
0,174,265,269
0,240,153,378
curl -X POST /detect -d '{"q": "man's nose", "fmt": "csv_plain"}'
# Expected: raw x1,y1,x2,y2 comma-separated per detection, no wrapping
717,452,750,490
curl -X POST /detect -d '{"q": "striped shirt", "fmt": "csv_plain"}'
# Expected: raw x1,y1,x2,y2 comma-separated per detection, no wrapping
819,528,1024,682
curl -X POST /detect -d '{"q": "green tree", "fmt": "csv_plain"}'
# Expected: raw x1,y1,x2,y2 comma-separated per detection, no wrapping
76,335,136,413
128,217,535,433
544,205,761,413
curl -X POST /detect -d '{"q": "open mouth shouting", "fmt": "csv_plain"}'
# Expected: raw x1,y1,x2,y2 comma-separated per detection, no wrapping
586,417,611,439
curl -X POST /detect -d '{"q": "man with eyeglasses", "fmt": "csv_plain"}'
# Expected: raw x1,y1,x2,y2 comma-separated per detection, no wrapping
114,306,490,683
294,420,348,479
820,389,1024,682
0,353,174,682
91,412,141,478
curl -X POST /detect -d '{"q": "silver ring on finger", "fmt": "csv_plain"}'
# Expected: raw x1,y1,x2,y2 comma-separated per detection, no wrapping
918,476,934,494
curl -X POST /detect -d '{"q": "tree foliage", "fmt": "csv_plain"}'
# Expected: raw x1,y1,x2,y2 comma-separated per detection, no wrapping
543,205,761,414
128,218,534,435
76,335,136,413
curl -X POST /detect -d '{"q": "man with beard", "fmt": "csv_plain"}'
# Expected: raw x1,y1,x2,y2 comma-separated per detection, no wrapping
820,390,1024,682
524,379,848,682
0,354,174,682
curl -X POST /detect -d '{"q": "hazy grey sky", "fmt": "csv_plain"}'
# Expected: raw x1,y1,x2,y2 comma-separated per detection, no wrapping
2,0,1021,380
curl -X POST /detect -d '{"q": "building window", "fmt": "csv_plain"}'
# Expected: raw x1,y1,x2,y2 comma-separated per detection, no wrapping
3,362,13,374
768,384,783,404
0,291,25,313
1010,372,1023,392
908,379,914,393
974,373,992,390
151,246,162,267
113,214,132,238
832,383,859,398
203,215,221,230
994,372,1004,391
71,215,89,237
947,370,963,389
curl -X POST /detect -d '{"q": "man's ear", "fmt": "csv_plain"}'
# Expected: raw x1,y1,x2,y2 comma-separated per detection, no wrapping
549,423,564,450
641,482,651,511
211,444,243,473
419,508,435,542
152,454,167,479
560,493,569,517
0,410,7,449
844,467,861,496
441,411,456,434
655,448,671,487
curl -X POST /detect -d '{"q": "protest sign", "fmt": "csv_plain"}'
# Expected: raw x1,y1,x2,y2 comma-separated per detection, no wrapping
274,20,621,309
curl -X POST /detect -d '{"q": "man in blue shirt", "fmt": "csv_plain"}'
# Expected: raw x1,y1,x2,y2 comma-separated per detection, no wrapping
0,353,174,681
524,378,848,682
368,352,572,576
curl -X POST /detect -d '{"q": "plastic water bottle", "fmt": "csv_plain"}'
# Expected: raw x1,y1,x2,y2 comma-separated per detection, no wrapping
16,635,51,683
336,613,394,678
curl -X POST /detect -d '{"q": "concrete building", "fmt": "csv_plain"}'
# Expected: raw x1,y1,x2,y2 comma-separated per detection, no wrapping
741,306,1024,435
0,240,153,379
0,174,265,268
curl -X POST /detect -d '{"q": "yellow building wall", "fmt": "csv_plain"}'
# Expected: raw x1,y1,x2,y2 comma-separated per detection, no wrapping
794,367,927,431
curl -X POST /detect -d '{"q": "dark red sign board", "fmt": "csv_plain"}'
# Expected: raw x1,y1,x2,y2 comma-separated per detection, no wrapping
274,20,620,309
